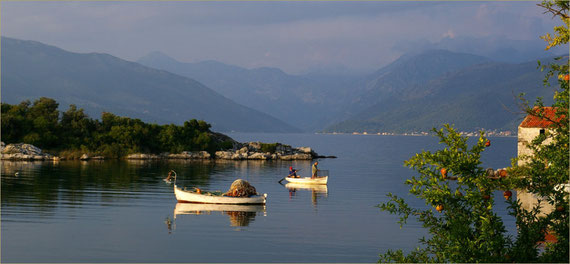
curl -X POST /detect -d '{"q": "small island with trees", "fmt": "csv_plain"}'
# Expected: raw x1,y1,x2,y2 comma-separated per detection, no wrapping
1,97,333,161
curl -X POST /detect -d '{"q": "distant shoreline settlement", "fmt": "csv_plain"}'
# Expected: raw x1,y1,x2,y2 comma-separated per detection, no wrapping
320,130,515,137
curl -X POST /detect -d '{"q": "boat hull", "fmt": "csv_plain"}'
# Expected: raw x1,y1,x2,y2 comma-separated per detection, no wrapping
285,176,328,185
174,185,267,204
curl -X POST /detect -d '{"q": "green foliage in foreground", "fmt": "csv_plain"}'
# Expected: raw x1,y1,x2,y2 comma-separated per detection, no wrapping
380,126,511,262
378,1,569,262
379,124,568,262
1,97,226,158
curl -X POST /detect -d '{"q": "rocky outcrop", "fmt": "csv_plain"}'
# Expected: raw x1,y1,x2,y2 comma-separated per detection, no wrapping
125,151,211,160
248,152,271,160
1,140,334,161
125,153,161,160
2,143,43,155
167,151,211,159
130,141,327,161
1,142,58,161
211,141,332,160
279,153,313,160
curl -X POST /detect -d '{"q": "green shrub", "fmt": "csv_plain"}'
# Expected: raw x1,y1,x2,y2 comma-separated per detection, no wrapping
260,143,278,153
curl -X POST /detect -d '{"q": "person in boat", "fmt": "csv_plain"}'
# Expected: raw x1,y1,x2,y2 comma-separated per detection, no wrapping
288,166,299,178
312,161,319,179
165,170,176,182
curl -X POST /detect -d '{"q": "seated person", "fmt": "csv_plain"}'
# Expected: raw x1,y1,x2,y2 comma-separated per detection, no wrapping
289,166,299,178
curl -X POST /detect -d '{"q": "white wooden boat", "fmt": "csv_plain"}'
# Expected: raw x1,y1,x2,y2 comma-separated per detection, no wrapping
285,182,328,193
285,176,328,185
174,185,267,204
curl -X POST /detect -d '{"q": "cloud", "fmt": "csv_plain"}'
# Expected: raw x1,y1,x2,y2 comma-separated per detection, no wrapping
1,1,564,74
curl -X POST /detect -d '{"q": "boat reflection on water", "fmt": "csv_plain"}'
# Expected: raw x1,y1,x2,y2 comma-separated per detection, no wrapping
173,203,266,228
285,183,328,206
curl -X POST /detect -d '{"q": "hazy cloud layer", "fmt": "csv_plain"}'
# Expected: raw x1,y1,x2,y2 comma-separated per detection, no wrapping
2,1,565,74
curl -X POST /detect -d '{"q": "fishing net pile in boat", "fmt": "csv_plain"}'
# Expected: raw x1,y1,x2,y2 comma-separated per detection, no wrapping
224,179,258,197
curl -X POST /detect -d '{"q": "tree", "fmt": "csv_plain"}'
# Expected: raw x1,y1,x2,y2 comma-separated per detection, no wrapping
27,97,60,148
1,101,31,143
538,0,569,51
511,0,569,261
1,97,225,158
379,126,514,262
61,104,95,149
378,1,568,262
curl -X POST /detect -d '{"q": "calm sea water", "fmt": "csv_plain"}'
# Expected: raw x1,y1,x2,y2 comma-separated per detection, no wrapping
1,133,517,262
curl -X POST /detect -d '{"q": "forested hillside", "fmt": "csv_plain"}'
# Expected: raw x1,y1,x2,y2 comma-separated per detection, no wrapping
325,55,558,133
1,37,299,133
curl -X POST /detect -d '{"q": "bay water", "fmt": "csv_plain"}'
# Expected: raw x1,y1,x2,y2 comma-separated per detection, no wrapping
1,133,517,262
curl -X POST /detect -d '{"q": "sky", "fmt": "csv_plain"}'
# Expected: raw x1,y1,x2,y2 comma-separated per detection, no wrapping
1,1,566,75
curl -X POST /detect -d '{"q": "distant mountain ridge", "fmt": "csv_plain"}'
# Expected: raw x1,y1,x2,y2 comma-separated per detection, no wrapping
1,37,300,133
139,49,558,134
346,50,491,113
138,51,362,131
325,53,558,133
3,36,557,134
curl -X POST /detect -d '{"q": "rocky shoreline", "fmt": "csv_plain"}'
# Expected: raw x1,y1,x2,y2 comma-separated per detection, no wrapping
1,141,336,161
0,142,60,161
126,141,336,160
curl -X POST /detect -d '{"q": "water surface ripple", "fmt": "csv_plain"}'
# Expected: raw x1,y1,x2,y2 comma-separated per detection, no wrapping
2,134,516,262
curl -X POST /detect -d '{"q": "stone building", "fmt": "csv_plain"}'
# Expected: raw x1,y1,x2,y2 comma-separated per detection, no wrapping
517,107,560,214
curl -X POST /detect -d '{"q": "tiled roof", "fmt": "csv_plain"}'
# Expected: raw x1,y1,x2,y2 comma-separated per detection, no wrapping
519,107,564,128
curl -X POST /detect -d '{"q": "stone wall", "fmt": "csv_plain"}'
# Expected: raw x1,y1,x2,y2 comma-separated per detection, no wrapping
516,126,556,216
517,190,555,216
517,126,554,166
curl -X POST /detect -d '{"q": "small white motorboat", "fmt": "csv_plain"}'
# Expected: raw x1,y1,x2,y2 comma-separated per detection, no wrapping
174,185,267,204
284,176,328,185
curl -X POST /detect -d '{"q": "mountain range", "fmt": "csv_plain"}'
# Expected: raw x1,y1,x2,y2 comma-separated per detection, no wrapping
1,37,299,133
325,52,557,133
2,36,561,134
139,49,558,133
138,51,360,131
